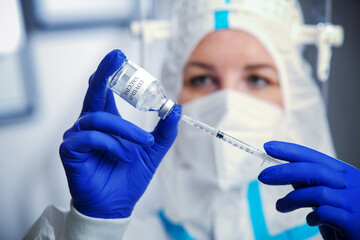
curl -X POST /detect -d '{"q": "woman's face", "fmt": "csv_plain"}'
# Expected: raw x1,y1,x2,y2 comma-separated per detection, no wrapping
179,30,282,106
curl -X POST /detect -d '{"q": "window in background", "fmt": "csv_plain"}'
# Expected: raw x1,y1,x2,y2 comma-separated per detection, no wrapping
32,0,153,28
0,0,35,125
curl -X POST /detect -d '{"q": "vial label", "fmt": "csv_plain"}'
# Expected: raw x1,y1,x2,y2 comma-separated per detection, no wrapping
120,68,156,107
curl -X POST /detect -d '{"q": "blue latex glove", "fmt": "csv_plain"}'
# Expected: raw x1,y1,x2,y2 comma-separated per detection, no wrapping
258,141,360,240
60,49,181,218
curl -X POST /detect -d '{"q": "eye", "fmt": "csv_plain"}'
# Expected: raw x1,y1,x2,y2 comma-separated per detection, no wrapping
246,75,270,88
189,75,218,88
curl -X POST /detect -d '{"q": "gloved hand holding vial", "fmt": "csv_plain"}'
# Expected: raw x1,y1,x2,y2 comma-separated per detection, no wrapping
59,50,182,219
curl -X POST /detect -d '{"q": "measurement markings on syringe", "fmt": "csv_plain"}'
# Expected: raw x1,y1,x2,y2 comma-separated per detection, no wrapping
197,124,216,136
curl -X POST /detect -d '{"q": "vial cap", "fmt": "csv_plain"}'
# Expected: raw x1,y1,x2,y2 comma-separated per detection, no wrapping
158,98,176,119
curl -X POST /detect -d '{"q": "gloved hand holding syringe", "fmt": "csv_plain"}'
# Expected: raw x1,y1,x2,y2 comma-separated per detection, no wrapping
107,52,282,165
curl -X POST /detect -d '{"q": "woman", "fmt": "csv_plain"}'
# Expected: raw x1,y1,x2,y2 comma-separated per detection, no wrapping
25,0,360,239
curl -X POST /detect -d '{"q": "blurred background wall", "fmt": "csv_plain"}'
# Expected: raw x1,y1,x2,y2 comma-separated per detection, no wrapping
327,0,360,167
0,0,358,239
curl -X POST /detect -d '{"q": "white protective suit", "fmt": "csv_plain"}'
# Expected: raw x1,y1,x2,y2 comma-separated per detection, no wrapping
24,0,335,239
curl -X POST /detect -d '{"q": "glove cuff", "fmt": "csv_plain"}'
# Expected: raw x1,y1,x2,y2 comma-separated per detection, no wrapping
60,201,132,239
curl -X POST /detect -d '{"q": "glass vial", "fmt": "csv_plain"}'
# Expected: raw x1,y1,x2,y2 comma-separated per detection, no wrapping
107,59,176,119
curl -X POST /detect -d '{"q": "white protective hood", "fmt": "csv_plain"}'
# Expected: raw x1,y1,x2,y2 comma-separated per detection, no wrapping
157,0,335,239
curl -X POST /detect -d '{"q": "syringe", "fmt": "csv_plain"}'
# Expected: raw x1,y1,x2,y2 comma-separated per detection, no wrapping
179,114,282,165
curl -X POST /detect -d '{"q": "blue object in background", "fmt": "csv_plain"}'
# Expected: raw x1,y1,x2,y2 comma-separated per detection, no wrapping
248,180,319,240
214,10,229,30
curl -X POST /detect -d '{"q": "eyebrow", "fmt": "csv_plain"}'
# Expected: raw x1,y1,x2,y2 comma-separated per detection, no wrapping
245,64,277,73
185,62,278,74
185,62,215,71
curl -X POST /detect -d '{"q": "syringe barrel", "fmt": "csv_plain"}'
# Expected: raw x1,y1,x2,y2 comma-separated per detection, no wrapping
221,132,282,165
181,115,217,135
180,114,282,165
